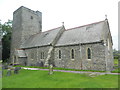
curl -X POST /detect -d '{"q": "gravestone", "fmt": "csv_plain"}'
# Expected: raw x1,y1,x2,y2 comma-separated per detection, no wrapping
6,69,11,76
14,67,21,74
49,64,53,75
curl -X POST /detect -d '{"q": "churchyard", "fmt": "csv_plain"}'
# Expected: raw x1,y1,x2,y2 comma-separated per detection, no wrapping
2,59,119,88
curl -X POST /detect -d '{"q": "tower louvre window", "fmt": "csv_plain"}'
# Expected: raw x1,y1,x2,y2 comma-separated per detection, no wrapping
31,16,33,19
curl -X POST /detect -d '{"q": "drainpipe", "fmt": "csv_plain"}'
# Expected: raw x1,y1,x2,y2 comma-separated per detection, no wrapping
79,43,82,70
37,46,39,62
105,45,108,71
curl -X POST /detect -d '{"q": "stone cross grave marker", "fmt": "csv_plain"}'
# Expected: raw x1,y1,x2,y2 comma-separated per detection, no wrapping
14,67,21,74
49,64,53,75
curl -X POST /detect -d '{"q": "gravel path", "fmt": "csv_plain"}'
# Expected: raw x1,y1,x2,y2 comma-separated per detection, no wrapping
22,67,119,75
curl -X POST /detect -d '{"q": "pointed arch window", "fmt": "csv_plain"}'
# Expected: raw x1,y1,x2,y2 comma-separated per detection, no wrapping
59,50,61,59
71,49,74,59
87,48,91,59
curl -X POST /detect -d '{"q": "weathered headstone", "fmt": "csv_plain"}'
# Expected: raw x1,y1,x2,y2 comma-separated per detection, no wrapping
49,64,53,75
14,67,21,74
6,69,11,76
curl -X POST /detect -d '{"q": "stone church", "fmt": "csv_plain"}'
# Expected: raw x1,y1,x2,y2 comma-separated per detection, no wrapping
10,6,114,71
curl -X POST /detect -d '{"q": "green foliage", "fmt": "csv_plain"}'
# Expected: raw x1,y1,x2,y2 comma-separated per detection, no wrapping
1,20,12,35
114,59,118,65
0,20,12,62
113,49,120,59
111,69,120,73
2,69,118,88
113,59,120,73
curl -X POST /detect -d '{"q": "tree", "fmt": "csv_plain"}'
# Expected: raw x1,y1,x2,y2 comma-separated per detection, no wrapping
113,48,120,59
0,20,12,62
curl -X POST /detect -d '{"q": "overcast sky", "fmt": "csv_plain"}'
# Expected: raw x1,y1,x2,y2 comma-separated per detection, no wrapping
0,0,119,50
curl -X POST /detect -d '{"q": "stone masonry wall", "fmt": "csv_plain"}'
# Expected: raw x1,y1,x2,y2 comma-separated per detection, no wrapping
54,43,106,71
10,8,23,62
10,6,42,63
18,57,27,66
24,46,51,66
21,7,42,43
81,43,106,71
105,34,114,71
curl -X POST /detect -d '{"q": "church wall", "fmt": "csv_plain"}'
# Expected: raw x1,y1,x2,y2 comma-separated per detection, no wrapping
105,35,114,71
24,46,50,66
18,57,27,66
81,43,106,71
54,43,106,71
54,45,81,69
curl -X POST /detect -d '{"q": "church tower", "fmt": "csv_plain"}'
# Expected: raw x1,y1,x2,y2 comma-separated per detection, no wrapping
10,6,42,63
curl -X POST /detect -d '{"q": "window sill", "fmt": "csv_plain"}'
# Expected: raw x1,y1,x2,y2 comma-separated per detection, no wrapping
87,59,91,61
71,59,75,61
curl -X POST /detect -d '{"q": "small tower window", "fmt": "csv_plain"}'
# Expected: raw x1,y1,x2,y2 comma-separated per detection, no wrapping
71,49,74,59
59,50,61,59
31,16,33,19
87,48,91,59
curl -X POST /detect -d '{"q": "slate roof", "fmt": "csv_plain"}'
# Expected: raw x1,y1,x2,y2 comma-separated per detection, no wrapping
55,20,109,46
20,26,63,48
20,19,110,48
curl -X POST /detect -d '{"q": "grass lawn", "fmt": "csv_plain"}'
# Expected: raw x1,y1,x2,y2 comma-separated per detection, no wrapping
2,69,118,88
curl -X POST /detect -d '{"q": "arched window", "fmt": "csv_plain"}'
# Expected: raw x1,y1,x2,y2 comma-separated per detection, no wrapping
41,52,44,59
71,49,74,59
41,52,42,59
87,48,91,59
59,50,61,59
43,52,44,59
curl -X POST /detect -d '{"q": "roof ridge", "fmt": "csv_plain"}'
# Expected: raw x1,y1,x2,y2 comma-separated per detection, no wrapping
66,20,105,31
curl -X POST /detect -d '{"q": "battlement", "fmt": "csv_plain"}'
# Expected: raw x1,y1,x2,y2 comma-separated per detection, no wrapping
13,6,42,17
